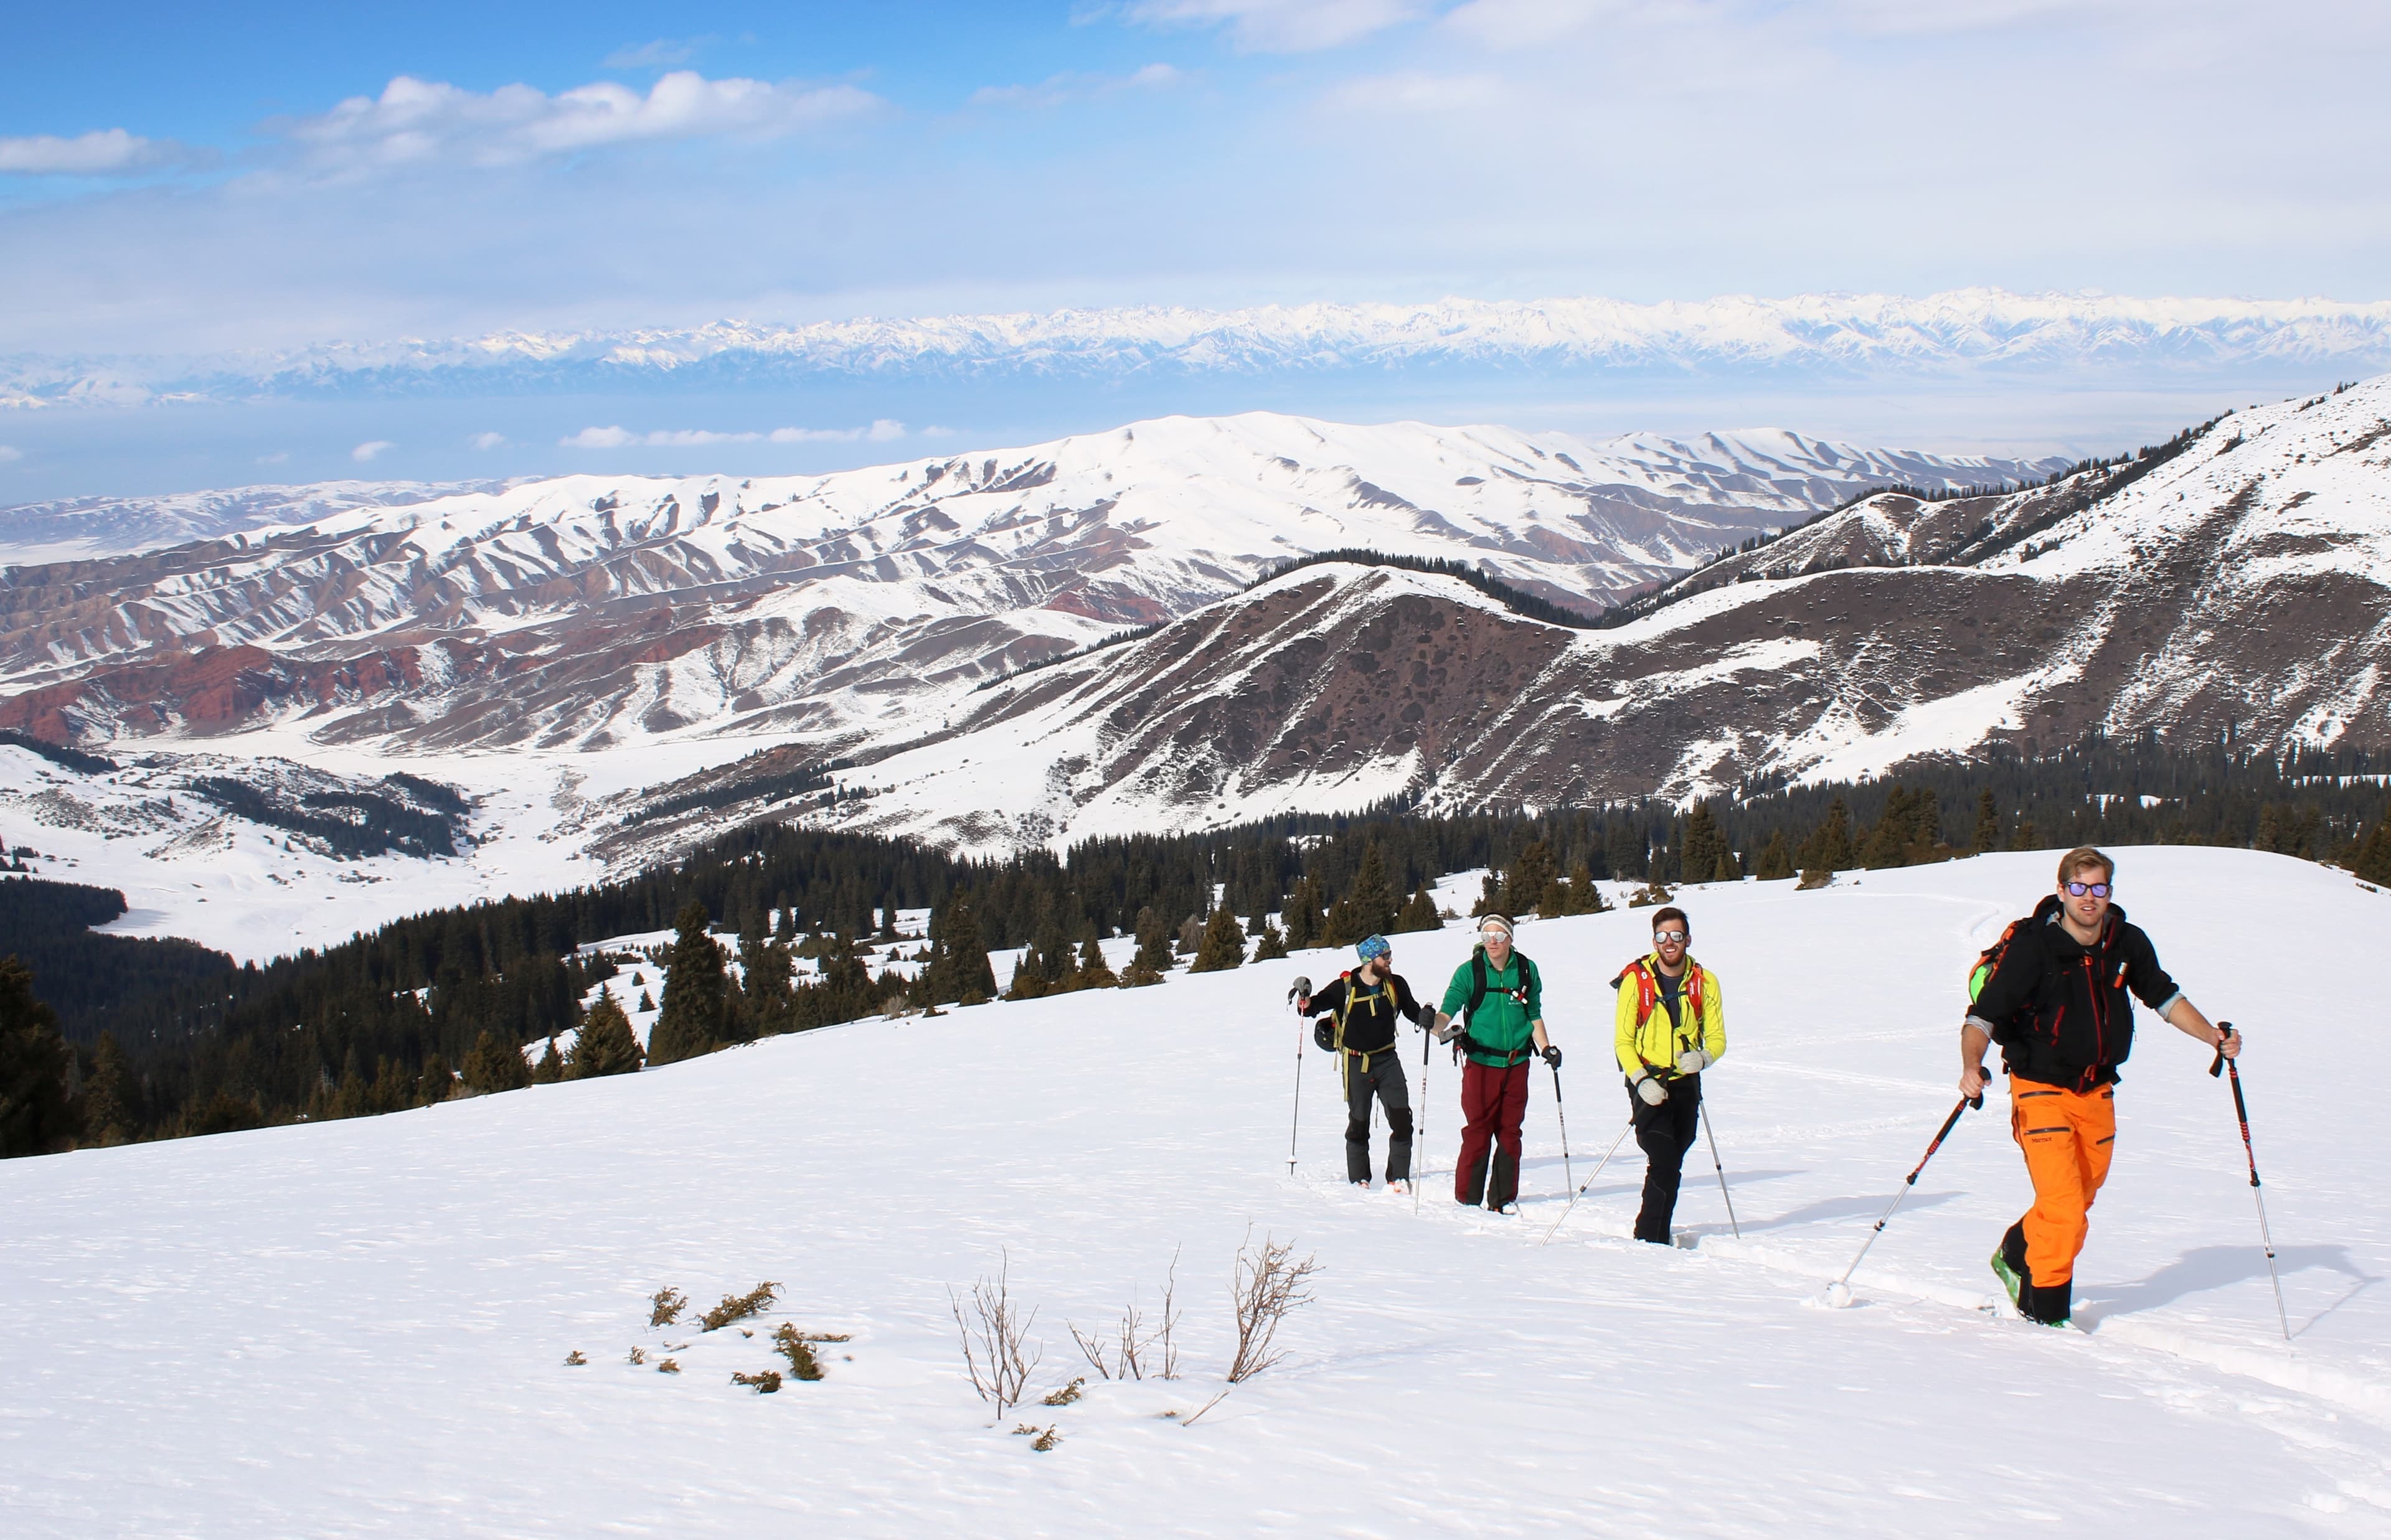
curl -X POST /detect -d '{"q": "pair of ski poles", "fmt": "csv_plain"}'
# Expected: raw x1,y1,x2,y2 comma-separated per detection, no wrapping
1827,1021,2288,1340
1539,1084,1740,1246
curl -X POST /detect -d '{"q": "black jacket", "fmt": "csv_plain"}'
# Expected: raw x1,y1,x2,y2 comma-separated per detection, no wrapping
1968,894,2182,1090
1308,970,1428,1056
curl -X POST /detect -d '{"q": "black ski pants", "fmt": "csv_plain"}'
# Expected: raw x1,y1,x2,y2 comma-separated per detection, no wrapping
1629,1072,1701,1243
1343,1050,1413,1184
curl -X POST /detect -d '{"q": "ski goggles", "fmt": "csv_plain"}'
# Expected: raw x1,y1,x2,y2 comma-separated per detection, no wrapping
1652,930,1688,945
2063,881,2112,898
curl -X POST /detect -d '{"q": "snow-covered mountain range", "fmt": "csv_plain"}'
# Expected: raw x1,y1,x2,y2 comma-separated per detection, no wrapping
9,290,2390,406
0,477,517,566
0,413,2064,756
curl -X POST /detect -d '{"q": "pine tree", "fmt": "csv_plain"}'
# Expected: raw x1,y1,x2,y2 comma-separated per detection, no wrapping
462,1028,532,1094
0,956,77,1157
1503,840,1559,916
1120,904,1174,988
1681,804,1725,886
532,1039,565,1083
1801,797,1856,871
2353,804,2391,885
922,895,998,1005
2011,817,2039,852
1249,921,1290,961
1606,819,1648,881
1567,862,1610,913
1280,876,1324,950
638,989,656,1012
79,1032,137,1146
649,901,730,1064
569,988,646,1078
1074,933,1120,988
1754,829,1794,881
1973,789,2001,855
1394,883,1441,932
1006,953,1049,1000
1713,850,1742,883
417,1053,456,1104
332,1049,371,1117
1191,906,1248,972
1860,787,1912,870
1348,843,1398,939
370,1056,413,1113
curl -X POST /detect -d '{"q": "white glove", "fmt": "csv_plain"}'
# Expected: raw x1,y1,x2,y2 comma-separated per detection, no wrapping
1633,1074,1669,1106
1674,1048,1714,1076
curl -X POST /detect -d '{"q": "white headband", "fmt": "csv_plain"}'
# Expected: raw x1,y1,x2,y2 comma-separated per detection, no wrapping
1477,916,1513,937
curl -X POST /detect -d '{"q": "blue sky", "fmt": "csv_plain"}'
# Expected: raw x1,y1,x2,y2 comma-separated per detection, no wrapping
4,2,2390,497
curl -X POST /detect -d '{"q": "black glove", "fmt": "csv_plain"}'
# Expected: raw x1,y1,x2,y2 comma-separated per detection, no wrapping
1313,1020,1336,1053
1542,1046,1563,1069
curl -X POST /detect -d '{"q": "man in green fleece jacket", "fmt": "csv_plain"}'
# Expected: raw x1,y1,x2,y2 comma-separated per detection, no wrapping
1438,913,1558,1211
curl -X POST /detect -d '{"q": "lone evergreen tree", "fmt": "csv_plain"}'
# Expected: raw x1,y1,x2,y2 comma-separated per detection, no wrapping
1973,789,2001,855
922,895,997,1005
417,1053,456,1104
462,1028,532,1095
1680,804,1725,885
1567,862,1610,913
1190,906,1248,972
1348,843,1398,938
1120,904,1174,987
570,988,646,1078
649,901,730,1065
532,1039,565,1083
1249,920,1289,960
1753,829,1794,881
79,1032,138,1146
1073,933,1120,988
1394,883,1441,932
0,957,77,1158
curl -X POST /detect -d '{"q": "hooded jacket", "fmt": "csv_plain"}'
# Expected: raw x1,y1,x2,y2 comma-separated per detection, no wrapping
1612,953,1726,1081
1966,894,2183,1091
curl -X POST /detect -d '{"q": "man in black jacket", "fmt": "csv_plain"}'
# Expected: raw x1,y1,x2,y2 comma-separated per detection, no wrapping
1959,846,2240,1326
1299,935,1443,1191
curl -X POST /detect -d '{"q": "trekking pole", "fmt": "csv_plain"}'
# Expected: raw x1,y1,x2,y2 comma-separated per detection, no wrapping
2209,1025,2290,1341
1539,1116,1636,1247
1824,1091,1984,1305
1285,976,1312,1176
1415,1015,1434,1214
1698,1097,1738,1239
1549,1059,1573,1195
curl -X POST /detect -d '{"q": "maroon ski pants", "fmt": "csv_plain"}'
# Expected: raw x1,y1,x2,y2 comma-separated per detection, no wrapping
1455,1058,1531,1208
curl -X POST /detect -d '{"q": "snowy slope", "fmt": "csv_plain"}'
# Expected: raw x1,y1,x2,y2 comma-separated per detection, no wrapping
4,847,2385,1536
0,411,2062,761
0,477,517,566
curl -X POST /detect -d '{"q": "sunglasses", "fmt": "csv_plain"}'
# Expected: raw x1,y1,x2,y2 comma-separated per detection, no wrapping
1653,930,1688,944
2063,881,2112,898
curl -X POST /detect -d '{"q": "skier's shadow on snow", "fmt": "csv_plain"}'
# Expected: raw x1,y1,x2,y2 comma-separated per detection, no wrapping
1709,1186,1961,1237
2078,1244,2377,1336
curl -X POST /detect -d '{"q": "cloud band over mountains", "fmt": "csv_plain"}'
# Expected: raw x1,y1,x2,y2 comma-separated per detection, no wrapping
7,289,2389,410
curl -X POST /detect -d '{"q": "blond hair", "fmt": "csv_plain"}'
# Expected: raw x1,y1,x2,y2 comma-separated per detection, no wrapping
2056,846,2114,883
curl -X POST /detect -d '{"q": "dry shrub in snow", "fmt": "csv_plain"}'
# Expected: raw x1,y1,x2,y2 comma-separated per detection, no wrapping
563,1350,587,1366
1226,1230,1320,1383
656,1358,681,1374
732,1370,783,1394
626,1346,646,1366
1068,1247,1182,1381
700,1282,780,1332
950,1249,1042,1419
649,1287,687,1328
1040,1377,1084,1407
771,1323,826,1382
1031,1426,1062,1452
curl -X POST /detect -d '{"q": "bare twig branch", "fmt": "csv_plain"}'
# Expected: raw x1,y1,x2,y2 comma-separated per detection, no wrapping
1225,1228,1319,1384
947,1249,1042,1419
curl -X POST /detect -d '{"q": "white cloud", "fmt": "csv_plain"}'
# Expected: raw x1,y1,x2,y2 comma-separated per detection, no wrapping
0,128,187,176
467,431,509,449
603,37,713,70
0,445,22,462
351,439,395,462
255,451,290,465
1125,0,1427,52
970,63,1184,109
286,70,881,174
564,421,907,449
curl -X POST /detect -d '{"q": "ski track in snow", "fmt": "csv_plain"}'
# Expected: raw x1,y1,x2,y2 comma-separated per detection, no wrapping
4,847,2389,1535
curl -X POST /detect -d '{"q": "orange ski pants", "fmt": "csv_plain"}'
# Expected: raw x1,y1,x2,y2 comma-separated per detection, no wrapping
2009,1078,2116,1286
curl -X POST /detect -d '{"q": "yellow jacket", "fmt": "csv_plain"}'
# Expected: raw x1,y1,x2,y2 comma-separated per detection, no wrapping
1613,954,1726,1079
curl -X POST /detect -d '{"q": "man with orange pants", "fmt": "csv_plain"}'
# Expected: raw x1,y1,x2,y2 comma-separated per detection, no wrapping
1959,846,2240,1327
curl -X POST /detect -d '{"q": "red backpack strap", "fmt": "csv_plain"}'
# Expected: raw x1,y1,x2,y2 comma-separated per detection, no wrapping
1686,963,1706,1026
1616,959,1656,1026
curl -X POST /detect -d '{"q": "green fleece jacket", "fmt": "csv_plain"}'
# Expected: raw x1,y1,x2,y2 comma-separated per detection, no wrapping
1439,949,1542,1066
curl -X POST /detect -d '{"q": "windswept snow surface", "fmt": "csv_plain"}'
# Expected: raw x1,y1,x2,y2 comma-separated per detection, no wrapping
6,847,2389,1534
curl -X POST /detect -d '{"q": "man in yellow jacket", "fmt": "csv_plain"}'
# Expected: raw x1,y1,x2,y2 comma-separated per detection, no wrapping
1613,906,1726,1244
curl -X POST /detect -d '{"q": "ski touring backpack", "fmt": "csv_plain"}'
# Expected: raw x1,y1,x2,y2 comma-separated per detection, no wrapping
1455,948,1537,1065
1968,918,2032,1004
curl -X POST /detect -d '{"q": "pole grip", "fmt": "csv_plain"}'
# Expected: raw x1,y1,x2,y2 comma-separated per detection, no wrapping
2208,1019,2234,1078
